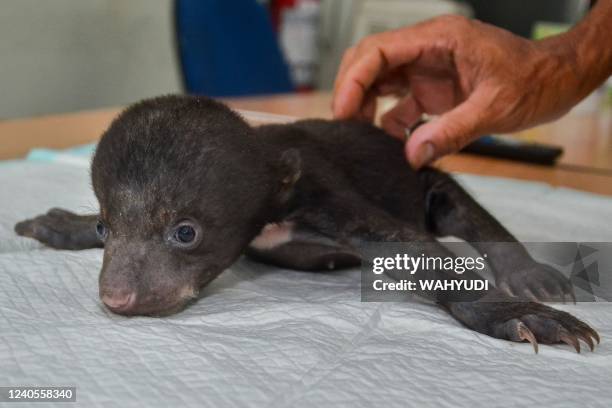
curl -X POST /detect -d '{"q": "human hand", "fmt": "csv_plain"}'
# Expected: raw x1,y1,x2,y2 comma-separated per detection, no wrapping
332,15,585,169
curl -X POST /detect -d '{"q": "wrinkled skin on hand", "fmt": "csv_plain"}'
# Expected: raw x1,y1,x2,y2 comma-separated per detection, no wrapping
333,8,612,168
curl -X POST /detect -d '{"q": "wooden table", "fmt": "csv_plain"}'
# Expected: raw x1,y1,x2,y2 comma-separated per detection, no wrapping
1,92,611,195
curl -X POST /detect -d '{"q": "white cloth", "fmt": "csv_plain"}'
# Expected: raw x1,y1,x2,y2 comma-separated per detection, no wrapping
1,161,611,407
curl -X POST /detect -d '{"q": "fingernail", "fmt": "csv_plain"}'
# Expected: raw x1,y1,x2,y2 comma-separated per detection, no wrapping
414,142,435,169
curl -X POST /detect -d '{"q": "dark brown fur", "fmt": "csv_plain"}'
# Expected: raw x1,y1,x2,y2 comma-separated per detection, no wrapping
14,95,599,352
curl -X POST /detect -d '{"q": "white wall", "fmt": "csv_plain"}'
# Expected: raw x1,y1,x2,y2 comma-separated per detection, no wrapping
0,0,181,119
317,0,472,90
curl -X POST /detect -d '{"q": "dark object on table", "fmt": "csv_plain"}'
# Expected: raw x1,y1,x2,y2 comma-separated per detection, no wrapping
462,135,564,165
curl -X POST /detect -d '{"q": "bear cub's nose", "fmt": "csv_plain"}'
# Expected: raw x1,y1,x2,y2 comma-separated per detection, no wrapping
101,292,136,312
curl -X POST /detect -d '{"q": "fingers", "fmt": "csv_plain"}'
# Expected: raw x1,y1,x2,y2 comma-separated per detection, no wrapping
332,30,424,119
355,89,378,123
405,89,491,169
332,46,388,119
334,46,356,90
380,95,423,140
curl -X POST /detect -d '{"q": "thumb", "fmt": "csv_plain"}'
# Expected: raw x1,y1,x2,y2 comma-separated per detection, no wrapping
405,94,489,169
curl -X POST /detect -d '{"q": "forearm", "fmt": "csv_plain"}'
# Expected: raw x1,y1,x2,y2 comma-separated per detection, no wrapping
540,0,612,105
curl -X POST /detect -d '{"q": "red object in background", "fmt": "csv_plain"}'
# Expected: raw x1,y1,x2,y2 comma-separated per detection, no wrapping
270,0,296,31
269,0,320,91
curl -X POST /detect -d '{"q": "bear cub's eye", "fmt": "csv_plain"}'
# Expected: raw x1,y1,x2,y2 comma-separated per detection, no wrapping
175,224,196,244
96,221,108,240
168,220,201,248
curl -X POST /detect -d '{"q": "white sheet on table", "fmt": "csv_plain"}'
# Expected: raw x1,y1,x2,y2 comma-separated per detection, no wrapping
1,161,611,408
